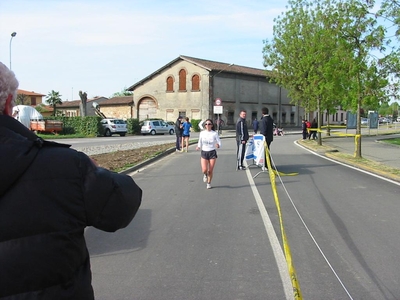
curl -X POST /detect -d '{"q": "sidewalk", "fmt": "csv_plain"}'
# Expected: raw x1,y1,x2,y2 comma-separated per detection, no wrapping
277,126,399,170
223,128,400,171
321,133,400,170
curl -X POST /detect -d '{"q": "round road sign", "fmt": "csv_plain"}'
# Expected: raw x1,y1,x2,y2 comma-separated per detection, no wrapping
215,98,222,106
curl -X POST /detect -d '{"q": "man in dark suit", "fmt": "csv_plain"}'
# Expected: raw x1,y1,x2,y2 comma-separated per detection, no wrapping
259,107,274,169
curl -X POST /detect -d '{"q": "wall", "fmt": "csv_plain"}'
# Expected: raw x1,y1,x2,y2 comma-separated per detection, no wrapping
100,105,135,120
212,74,300,126
134,60,210,121
133,59,303,126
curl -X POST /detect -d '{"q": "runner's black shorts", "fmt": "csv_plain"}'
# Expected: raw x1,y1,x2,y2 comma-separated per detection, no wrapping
201,150,218,160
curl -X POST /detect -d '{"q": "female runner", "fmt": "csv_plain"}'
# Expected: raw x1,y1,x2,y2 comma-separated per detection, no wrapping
196,119,221,189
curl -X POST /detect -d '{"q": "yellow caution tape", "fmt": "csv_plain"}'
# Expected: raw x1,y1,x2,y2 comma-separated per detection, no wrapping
272,170,299,176
321,125,346,129
265,142,302,300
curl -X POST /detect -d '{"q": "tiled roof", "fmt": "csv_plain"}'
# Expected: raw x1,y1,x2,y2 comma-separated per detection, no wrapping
59,100,81,108
100,96,133,105
180,55,269,77
128,55,272,91
17,89,45,96
59,96,132,108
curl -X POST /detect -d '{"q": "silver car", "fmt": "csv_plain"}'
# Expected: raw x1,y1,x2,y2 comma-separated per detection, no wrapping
101,118,127,137
141,120,175,135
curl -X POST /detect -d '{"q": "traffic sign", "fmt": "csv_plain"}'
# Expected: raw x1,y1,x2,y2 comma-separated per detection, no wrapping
214,106,223,114
215,98,222,106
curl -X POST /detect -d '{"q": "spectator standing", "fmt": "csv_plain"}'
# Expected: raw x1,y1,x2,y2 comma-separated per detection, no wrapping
182,117,192,152
310,118,318,140
0,62,142,299
175,116,183,151
236,110,249,170
252,117,259,134
259,107,274,168
301,119,308,139
305,119,311,138
196,119,221,189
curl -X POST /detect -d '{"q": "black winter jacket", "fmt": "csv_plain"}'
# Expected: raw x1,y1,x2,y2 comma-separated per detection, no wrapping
0,115,142,299
259,115,274,143
235,117,249,142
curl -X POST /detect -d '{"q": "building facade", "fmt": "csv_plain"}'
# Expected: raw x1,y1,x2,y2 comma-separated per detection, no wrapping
58,96,134,119
129,55,303,127
17,89,45,106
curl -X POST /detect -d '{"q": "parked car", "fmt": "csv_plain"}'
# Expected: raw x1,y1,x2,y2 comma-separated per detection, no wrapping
101,118,127,137
141,120,175,135
379,117,390,124
361,117,368,125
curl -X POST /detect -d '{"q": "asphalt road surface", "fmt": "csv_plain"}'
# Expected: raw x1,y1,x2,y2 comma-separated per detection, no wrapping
86,135,400,300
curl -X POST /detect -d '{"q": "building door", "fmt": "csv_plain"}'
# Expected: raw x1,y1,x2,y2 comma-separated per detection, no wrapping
138,97,157,120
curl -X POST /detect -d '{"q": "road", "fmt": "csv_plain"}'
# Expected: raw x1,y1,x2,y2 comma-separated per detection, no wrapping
85,134,400,300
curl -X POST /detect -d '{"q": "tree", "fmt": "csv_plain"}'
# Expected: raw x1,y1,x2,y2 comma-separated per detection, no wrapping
334,0,391,157
392,102,399,119
263,0,393,157
379,0,400,37
15,94,28,105
34,103,46,113
111,87,133,98
46,90,63,116
377,1,400,102
79,91,88,117
263,0,355,143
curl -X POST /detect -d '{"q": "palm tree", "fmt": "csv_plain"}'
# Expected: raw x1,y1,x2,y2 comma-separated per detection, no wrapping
46,90,62,116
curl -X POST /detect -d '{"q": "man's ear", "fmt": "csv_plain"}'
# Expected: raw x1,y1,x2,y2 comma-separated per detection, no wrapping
3,94,13,116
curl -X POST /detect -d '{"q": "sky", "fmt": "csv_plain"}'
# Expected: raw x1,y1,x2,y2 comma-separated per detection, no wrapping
0,0,287,101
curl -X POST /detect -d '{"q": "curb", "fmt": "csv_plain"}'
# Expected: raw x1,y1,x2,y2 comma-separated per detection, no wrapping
120,147,177,175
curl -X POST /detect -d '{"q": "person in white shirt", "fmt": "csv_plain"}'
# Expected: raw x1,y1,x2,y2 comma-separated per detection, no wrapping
196,119,221,189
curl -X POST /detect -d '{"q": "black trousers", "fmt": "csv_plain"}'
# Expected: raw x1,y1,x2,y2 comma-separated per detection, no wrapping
236,140,246,166
264,141,272,168
176,134,182,149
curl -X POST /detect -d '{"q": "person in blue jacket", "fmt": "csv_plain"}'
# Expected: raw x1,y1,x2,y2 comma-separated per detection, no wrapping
252,117,259,134
182,117,192,152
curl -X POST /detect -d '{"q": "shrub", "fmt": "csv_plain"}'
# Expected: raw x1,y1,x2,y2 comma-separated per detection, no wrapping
191,119,202,132
46,116,101,136
126,118,140,134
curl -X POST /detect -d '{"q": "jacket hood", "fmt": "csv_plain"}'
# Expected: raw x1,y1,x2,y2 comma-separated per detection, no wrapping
0,115,42,196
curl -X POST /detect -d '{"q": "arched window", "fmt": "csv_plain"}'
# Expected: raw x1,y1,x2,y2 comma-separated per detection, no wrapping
166,76,174,92
191,74,200,91
179,69,186,91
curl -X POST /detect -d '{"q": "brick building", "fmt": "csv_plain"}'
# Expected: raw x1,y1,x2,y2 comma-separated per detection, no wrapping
128,55,304,127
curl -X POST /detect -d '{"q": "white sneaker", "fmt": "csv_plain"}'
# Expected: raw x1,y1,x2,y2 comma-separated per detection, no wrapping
203,174,207,183
206,183,211,189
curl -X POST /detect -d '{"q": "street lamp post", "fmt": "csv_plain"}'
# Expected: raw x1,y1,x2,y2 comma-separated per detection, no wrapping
9,32,17,70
